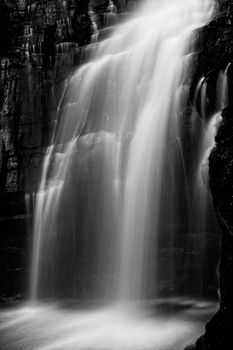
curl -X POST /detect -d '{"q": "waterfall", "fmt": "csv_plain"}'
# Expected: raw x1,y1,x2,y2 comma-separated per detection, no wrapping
30,0,215,302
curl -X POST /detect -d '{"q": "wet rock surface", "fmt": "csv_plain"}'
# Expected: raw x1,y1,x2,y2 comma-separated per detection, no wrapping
188,99,233,350
187,1,233,349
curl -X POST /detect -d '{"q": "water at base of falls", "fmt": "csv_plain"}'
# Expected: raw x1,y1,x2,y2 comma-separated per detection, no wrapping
0,299,217,350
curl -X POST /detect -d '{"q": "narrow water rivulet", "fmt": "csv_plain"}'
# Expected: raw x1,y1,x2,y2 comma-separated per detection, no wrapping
0,0,226,349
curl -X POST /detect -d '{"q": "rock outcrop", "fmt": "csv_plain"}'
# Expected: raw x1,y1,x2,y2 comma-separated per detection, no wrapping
187,1,233,349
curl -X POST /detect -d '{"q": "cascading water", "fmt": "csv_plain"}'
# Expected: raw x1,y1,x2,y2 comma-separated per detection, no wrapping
2,1,229,350
30,0,216,302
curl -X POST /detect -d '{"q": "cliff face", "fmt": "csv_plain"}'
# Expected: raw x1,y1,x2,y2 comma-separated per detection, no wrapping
0,1,77,302
0,0,136,194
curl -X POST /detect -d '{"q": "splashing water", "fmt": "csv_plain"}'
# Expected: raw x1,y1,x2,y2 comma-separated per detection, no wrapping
0,299,217,350
29,0,216,303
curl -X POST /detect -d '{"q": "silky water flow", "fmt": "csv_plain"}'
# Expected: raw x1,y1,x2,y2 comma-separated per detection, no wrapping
30,0,216,302
0,1,227,350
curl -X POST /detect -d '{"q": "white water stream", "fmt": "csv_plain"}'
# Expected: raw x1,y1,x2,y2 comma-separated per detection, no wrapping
30,0,215,302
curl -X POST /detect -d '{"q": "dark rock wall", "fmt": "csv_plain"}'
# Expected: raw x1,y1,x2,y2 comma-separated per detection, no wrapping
188,95,233,350
187,1,233,349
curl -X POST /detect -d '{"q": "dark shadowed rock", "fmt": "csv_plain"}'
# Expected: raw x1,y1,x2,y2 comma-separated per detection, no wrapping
186,1,233,348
